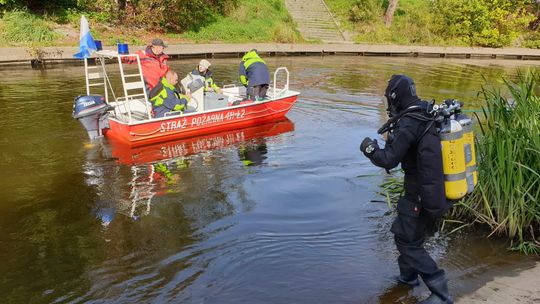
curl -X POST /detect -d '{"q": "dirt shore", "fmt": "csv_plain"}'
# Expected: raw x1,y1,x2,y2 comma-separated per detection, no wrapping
457,261,540,303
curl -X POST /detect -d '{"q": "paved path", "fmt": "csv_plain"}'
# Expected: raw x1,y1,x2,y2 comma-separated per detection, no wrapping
3,43,540,66
457,261,540,304
284,0,347,42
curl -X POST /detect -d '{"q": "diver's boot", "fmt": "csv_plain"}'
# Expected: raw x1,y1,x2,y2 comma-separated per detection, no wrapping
419,275,454,304
395,274,419,287
396,263,419,287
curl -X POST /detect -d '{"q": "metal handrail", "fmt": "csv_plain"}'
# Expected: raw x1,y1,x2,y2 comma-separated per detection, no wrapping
272,67,289,99
88,51,152,123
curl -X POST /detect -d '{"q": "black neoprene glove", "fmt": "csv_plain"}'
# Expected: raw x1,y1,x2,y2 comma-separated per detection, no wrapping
360,137,379,157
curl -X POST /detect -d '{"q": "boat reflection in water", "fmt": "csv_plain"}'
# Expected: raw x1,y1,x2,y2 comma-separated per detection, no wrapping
109,118,294,165
85,119,295,226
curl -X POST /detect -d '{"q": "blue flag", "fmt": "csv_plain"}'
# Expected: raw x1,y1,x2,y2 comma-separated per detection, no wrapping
73,16,97,59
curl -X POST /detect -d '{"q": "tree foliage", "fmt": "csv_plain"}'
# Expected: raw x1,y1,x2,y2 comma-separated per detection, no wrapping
345,0,538,47
432,0,535,47
1,0,238,32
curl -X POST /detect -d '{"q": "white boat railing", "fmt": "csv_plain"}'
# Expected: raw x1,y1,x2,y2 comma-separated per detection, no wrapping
84,50,153,123
221,67,290,102
272,67,290,99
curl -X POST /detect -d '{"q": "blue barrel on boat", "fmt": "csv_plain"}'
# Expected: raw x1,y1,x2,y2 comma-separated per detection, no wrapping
94,40,103,51
117,43,129,54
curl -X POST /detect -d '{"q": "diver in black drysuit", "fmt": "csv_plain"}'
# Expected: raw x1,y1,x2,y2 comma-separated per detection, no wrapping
360,75,454,304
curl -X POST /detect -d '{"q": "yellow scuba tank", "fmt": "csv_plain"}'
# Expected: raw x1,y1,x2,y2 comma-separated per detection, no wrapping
439,119,468,200
455,113,477,193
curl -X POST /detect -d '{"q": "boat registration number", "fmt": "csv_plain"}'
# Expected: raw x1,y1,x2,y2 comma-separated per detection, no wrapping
160,109,246,132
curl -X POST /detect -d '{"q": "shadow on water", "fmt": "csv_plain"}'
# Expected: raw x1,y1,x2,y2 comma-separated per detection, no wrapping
1,56,540,303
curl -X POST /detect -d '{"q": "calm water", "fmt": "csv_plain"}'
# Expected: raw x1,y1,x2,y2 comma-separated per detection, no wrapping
0,56,539,304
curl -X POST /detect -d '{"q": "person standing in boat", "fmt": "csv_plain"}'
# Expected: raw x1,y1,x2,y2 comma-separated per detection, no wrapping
359,75,454,304
150,70,189,118
186,59,221,94
239,49,270,101
124,38,169,91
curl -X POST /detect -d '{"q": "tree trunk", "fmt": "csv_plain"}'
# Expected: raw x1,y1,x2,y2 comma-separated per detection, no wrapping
385,0,399,28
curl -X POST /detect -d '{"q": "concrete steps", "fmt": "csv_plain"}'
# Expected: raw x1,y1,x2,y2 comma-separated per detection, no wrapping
285,0,347,42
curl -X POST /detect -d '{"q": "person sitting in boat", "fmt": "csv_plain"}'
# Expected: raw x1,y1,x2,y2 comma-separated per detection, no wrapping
239,49,270,101
124,38,169,91
150,70,189,118
186,59,221,94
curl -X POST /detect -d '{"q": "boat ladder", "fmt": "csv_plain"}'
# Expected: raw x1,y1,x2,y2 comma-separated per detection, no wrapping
84,50,153,123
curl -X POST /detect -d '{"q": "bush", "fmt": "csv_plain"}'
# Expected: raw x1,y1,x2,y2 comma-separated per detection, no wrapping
431,0,534,47
349,0,383,24
82,0,238,32
0,0,79,12
521,31,540,49
271,23,299,43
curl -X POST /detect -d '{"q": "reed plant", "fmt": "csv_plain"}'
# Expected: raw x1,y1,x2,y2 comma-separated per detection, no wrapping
454,71,540,254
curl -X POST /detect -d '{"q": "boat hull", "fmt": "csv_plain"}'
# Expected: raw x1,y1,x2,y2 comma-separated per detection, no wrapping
104,94,298,147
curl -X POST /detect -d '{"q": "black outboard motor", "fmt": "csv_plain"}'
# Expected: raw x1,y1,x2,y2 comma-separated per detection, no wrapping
73,95,112,139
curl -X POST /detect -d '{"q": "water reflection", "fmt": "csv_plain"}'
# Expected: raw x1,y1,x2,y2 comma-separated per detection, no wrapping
108,119,294,165
66,118,295,301
86,118,294,223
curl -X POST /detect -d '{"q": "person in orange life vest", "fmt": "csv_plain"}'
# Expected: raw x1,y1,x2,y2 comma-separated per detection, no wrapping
124,38,170,91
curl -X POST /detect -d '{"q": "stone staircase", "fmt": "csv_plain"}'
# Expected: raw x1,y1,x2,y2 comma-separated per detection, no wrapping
285,0,348,43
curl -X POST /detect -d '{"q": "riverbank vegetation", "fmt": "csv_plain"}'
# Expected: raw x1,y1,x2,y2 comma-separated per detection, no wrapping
453,72,540,254
325,0,540,48
0,0,300,47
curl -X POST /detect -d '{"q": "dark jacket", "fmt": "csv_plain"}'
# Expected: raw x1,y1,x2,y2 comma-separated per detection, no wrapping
150,77,188,118
239,50,270,87
368,103,448,219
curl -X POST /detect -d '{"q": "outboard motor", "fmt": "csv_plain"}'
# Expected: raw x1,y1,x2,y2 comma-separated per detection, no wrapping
72,95,112,139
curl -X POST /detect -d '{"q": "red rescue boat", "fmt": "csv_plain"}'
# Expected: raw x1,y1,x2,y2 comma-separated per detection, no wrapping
73,50,299,147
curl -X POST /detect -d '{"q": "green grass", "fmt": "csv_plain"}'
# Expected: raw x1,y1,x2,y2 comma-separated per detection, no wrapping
177,0,302,43
0,10,61,46
325,0,448,45
453,71,540,254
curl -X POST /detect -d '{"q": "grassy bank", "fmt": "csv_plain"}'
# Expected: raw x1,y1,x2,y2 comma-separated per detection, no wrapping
178,0,301,43
325,0,540,48
0,0,300,47
0,10,61,46
453,72,540,254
